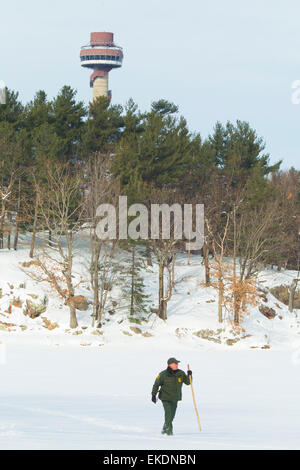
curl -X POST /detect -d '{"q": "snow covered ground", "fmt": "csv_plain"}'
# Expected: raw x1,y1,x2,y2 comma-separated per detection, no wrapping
0,240,300,449
0,239,299,351
0,342,300,450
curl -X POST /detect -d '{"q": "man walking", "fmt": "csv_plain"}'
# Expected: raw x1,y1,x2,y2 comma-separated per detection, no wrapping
151,357,192,435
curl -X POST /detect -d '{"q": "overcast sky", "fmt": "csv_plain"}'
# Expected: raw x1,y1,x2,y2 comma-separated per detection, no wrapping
1,0,300,169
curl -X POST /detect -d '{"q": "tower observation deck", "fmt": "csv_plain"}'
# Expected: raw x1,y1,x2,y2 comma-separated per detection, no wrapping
80,32,123,100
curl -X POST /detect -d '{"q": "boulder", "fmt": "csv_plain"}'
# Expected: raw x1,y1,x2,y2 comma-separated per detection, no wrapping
129,326,142,334
270,284,300,309
259,305,276,319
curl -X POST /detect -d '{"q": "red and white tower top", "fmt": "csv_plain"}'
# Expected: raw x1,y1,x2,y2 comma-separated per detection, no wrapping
80,32,123,100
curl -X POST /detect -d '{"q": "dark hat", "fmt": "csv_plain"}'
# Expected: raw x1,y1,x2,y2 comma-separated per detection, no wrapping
167,357,180,365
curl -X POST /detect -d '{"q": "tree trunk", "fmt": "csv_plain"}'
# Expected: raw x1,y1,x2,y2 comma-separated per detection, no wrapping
13,179,21,251
130,246,135,316
7,211,12,250
48,230,53,248
158,261,166,320
158,261,164,311
160,299,167,321
233,288,241,325
91,238,101,327
0,200,6,249
203,242,210,286
65,232,77,329
69,303,78,329
146,245,152,266
29,195,39,258
289,280,298,312
217,267,223,323
13,216,19,250
171,251,175,288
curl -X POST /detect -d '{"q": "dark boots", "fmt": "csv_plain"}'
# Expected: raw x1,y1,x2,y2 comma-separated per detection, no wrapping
161,425,173,435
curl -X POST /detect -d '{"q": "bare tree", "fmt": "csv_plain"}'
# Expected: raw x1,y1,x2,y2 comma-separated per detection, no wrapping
28,163,84,329
83,152,120,327
206,213,230,323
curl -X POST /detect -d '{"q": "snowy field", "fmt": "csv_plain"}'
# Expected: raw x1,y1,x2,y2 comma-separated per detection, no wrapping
0,242,300,449
0,342,300,450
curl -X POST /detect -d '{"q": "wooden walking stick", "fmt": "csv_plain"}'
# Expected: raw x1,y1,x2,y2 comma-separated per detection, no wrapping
187,364,202,432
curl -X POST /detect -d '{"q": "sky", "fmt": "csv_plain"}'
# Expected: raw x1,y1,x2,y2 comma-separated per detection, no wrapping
1,0,300,169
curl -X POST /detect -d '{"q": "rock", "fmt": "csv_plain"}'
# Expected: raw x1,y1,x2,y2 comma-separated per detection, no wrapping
122,331,133,336
65,296,89,311
261,344,271,349
226,338,240,346
270,284,300,309
193,329,222,343
72,330,83,335
142,332,153,338
91,329,103,336
175,327,189,338
129,326,142,334
259,305,276,319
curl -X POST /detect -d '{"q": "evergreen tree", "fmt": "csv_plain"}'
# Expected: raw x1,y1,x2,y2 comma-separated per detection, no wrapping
52,86,87,162
0,89,23,128
82,96,123,158
113,99,192,194
119,244,150,317
209,120,281,179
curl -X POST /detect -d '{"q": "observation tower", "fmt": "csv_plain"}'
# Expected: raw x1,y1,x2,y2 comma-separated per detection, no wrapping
80,32,123,100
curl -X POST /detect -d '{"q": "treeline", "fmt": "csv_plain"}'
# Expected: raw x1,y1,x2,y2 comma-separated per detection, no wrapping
0,86,299,328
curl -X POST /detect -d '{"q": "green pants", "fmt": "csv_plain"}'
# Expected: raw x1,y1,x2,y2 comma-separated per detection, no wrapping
162,400,178,434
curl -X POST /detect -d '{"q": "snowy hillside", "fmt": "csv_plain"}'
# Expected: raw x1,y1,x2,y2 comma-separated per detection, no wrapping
1,238,300,450
0,236,299,351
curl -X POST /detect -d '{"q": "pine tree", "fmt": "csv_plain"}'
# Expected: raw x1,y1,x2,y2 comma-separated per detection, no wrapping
119,244,150,317
82,96,123,158
51,86,87,163
112,99,192,194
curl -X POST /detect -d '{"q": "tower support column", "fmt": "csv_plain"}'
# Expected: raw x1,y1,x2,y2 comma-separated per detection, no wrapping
93,74,109,100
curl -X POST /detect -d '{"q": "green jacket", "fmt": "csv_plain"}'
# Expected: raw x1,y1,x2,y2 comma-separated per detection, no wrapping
152,367,190,402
